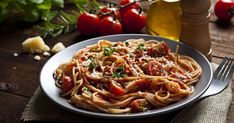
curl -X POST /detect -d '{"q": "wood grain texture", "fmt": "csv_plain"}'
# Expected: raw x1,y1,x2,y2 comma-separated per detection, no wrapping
0,0,233,123
0,92,28,123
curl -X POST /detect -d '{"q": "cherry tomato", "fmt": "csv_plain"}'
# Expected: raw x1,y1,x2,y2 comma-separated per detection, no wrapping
214,0,234,21
62,75,74,93
98,16,123,36
77,13,100,35
99,7,121,19
109,80,125,96
130,99,149,112
122,9,146,33
119,0,140,15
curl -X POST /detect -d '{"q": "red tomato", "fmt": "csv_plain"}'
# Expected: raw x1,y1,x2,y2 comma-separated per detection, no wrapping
62,75,74,93
109,80,125,96
77,13,100,35
98,16,123,36
99,7,121,19
214,0,234,21
119,0,140,15
130,99,148,112
122,9,146,33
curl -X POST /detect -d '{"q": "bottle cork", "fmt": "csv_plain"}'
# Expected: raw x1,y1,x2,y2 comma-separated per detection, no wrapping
179,0,212,61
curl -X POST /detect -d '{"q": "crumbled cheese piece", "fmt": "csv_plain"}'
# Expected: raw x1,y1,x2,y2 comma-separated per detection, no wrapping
51,42,65,54
22,36,50,54
34,55,41,61
13,67,16,70
43,51,51,56
13,53,18,56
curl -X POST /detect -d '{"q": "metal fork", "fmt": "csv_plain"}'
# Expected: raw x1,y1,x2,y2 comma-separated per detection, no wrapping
200,57,234,98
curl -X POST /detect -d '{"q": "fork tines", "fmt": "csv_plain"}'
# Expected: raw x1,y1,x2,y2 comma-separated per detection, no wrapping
214,57,234,81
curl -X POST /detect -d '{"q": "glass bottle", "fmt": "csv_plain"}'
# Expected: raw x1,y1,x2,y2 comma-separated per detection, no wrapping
146,0,181,40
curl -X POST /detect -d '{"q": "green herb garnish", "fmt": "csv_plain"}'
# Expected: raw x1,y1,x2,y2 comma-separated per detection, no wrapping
88,58,97,70
82,87,92,96
124,41,129,46
103,46,116,56
112,66,127,78
137,43,147,51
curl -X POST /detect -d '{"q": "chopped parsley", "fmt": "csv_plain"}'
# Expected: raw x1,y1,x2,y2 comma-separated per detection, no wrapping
82,87,92,96
137,43,147,51
124,41,129,46
88,58,97,70
103,46,116,56
112,66,128,78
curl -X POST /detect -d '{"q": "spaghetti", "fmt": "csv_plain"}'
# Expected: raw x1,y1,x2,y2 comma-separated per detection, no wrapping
53,39,201,114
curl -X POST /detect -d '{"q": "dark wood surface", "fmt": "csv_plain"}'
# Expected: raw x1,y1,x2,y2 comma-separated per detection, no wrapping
0,1,234,123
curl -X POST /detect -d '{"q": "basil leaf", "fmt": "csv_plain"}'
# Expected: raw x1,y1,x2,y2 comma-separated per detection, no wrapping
30,0,44,4
52,0,64,8
16,0,27,5
42,10,57,22
24,7,40,22
0,9,9,22
36,0,51,10
73,0,88,6
0,1,9,22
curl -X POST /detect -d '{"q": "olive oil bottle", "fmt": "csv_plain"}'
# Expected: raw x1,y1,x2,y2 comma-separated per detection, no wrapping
146,0,181,40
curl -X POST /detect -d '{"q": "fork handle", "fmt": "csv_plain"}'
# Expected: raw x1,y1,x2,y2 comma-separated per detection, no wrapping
198,79,227,99
198,86,214,99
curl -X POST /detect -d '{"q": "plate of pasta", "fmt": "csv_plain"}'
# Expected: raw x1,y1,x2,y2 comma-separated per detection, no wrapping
40,34,212,118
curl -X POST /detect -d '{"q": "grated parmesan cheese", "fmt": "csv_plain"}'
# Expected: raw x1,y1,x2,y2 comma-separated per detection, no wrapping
43,51,51,56
34,55,41,61
13,53,18,56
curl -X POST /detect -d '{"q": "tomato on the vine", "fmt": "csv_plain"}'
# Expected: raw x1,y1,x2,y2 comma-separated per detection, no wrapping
214,0,234,21
98,16,123,36
119,0,140,15
77,13,100,35
99,7,121,19
122,8,146,33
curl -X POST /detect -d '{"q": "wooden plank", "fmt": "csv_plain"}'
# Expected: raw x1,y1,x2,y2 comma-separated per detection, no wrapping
209,22,234,63
0,50,45,97
0,92,28,123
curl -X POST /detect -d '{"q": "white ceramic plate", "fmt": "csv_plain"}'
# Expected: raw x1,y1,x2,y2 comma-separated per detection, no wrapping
40,34,212,119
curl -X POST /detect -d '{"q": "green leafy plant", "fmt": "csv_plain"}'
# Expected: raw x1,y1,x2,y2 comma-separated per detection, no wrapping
35,0,100,38
35,10,78,38
0,0,64,22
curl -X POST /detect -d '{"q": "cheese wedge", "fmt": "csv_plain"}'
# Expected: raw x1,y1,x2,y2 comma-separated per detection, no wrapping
22,36,50,54
51,42,65,53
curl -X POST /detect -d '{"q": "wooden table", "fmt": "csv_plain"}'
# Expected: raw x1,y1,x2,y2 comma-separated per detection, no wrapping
0,1,233,123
